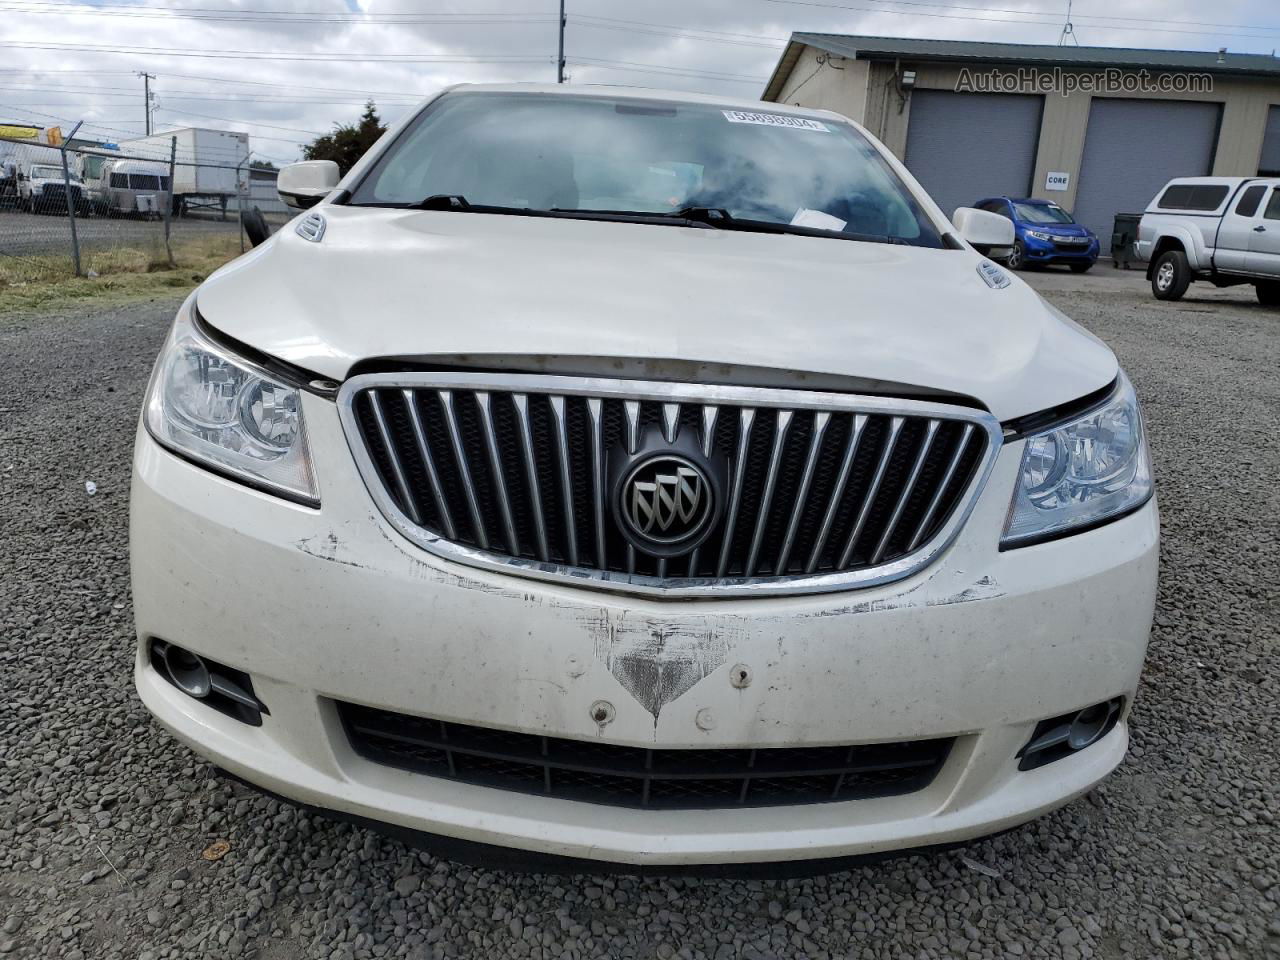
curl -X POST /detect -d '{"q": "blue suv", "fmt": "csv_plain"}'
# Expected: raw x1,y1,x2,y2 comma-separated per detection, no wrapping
974,197,1099,272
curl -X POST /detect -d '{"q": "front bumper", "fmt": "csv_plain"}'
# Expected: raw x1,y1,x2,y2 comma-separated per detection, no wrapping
1022,235,1099,264
130,392,1158,867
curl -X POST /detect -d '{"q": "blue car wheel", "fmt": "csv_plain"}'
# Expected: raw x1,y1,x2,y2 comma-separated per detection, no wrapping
1006,239,1025,270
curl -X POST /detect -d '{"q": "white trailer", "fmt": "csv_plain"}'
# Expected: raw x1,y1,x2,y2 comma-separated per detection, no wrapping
120,127,249,218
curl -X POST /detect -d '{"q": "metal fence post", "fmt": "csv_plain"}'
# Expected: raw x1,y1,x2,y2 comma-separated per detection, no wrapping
236,154,250,254
163,136,177,267
59,120,84,277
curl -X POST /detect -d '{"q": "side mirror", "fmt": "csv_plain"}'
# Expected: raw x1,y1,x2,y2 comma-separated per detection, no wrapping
952,207,1015,262
278,160,340,210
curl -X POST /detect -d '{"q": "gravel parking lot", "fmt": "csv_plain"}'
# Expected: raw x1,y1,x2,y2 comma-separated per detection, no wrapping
1,267,1277,960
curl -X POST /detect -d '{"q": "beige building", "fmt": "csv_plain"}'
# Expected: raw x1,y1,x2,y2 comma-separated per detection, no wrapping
762,35,1280,241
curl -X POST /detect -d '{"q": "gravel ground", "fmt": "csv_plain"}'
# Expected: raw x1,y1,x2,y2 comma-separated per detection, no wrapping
1,269,1277,960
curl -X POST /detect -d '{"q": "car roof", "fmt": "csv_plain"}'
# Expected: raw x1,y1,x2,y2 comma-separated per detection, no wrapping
441,82,851,124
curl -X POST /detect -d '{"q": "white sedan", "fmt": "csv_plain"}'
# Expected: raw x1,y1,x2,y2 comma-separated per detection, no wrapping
130,84,1156,870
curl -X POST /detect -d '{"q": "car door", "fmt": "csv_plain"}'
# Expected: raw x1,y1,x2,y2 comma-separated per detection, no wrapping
1213,184,1265,272
1247,186,1280,278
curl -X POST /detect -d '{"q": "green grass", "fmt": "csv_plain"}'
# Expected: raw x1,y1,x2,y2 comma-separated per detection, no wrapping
0,235,244,316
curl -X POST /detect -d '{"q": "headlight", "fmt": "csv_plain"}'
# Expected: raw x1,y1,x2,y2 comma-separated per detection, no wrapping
1002,373,1152,547
144,300,319,504
1026,230,1054,242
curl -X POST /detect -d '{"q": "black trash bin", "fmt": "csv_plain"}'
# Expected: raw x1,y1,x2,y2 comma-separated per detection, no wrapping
1111,213,1142,269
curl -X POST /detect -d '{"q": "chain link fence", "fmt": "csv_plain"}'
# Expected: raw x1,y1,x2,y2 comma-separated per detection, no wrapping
1,129,292,284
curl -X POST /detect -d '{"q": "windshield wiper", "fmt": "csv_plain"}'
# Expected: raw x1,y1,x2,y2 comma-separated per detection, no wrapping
668,207,896,245
669,206,735,226
365,196,903,245
415,194,472,210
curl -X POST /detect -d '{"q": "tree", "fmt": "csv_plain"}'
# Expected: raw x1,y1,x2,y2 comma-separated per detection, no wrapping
303,101,386,175
250,159,277,171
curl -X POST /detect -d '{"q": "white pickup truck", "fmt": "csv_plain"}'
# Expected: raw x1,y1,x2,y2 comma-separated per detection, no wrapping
1137,176,1280,304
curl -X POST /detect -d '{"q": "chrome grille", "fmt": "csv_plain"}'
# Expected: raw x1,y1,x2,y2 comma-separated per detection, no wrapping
338,374,1002,597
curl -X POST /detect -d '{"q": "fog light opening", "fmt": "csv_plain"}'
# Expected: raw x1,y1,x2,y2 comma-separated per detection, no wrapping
162,645,212,699
148,638,269,726
1067,702,1112,750
1018,697,1124,771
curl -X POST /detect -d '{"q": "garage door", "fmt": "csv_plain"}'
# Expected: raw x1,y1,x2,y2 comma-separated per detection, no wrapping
1259,105,1280,175
1072,98,1221,240
903,91,1044,222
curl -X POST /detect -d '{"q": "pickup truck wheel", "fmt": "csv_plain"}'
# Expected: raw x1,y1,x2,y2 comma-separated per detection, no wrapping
1151,250,1191,301
1256,281,1280,306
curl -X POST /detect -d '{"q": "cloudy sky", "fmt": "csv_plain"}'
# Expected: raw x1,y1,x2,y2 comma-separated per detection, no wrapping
3,0,1279,164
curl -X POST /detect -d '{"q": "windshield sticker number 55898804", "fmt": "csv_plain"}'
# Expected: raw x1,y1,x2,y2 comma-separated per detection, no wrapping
722,110,830,132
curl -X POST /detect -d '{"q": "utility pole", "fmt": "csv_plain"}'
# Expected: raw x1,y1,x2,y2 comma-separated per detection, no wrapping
557,0,566,84
138,72,155,134
1057,0,1079,46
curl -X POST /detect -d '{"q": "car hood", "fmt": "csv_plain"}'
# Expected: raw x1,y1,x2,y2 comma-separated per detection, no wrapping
196,206,1117,421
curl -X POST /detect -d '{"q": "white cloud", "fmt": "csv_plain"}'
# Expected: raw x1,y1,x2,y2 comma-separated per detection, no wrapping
2,0,1277,164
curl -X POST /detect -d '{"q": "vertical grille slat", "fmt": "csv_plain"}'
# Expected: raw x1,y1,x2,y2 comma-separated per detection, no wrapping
623,400,641,575
473,392,519,555
872,419,941,564
548,396,579,566
687,405,720,576
437,390,490,550
367,390,422,525
717,407,758,578
908,423,975,552
806,413,867,573
662,402,681,443
776,411,831,575
345,377,994,595
402,389,456,540
745,410,794,577
512,393,551,562
587,397,607,569
838,415,905,569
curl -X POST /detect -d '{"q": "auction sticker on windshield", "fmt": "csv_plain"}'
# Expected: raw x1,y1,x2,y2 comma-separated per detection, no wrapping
722,110,830,132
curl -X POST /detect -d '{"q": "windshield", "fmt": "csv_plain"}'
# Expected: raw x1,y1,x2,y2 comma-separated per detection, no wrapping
1014,202,1074,225
31,165,69,180
350,92,943,247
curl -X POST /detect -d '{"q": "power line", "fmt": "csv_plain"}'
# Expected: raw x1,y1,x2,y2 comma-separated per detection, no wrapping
571,17,785,50
152,106,322,137
0,41,557,63
0,0,552,23
0,88,422,105
569,58,766,83
573,15,789,43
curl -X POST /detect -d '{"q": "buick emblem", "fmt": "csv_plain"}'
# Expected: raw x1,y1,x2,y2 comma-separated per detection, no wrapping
626,458,708,539
613,449,721,557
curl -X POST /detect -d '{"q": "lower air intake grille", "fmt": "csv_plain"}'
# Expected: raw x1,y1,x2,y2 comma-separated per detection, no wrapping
338,374,1000,597
339,702,954,811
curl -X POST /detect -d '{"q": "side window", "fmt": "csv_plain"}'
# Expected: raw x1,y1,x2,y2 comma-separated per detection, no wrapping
109,172,128,188
1158,184,1229,211
1265,189,1280,221
1235,185,1266,218
981,200,1012,219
